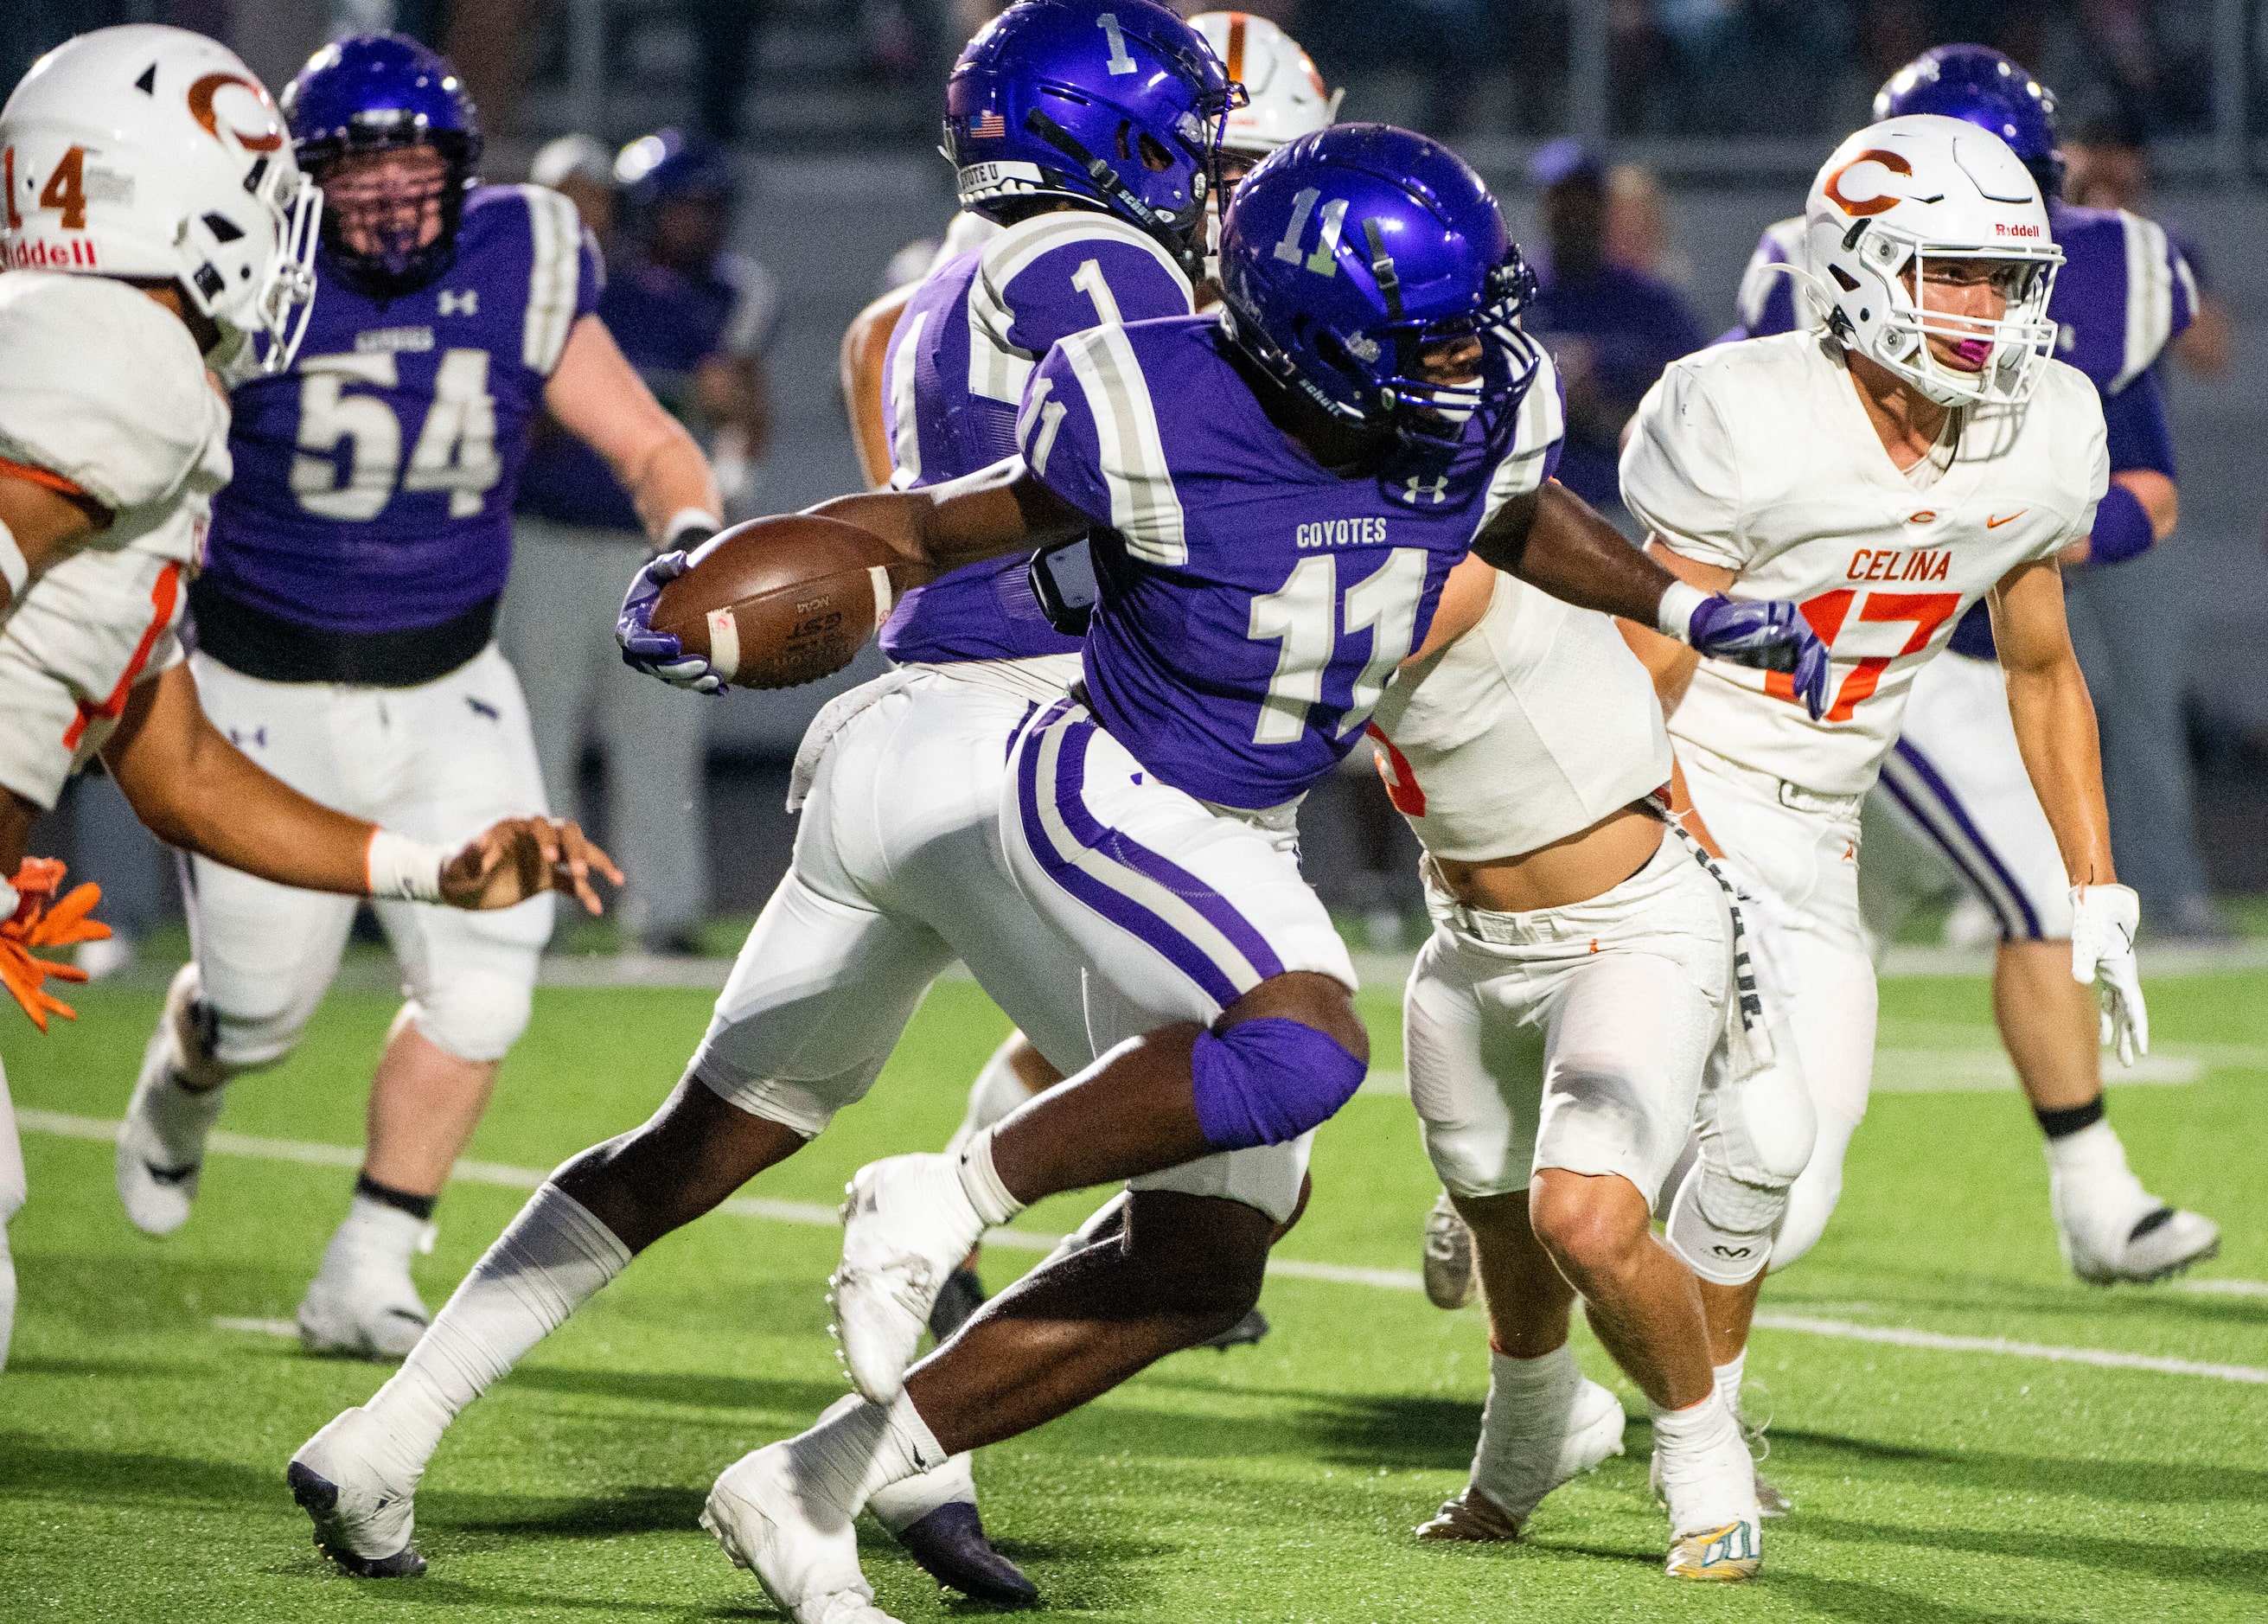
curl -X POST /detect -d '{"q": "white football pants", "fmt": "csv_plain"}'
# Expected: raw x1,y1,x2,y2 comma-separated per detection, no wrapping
1678,742,1879,1269
182,644,552,1069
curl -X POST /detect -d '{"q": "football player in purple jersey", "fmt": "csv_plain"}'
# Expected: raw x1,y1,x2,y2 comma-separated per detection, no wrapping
654,125,1824,1620
113,34,721,1365
284,3,1241,1601
1715,44,2218,1293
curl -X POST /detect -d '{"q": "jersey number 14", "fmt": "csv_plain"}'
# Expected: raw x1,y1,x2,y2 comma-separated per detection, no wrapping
290,348,502,521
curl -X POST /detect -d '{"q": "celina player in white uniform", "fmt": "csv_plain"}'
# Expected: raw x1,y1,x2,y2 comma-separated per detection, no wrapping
0,24,616,1375
1617,116,2142,1418
1373,557,1812,1579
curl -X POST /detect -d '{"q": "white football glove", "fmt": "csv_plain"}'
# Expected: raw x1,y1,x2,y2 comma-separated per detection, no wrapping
2070,883,2148,1066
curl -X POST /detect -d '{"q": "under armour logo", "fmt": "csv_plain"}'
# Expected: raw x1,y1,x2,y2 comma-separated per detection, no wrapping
228,726,267,748
1401,476,1449,505
466,696,500,721
438,289,478,316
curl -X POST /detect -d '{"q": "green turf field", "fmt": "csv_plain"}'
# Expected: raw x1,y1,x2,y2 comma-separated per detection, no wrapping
3,967,2262,1621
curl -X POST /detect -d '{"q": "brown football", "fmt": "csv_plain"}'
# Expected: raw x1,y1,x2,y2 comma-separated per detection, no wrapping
650,515,925,690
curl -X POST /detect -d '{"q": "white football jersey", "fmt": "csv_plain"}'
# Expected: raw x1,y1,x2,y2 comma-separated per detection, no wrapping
0,272,229,586
1369,572,1673,863
1621,330,2107,796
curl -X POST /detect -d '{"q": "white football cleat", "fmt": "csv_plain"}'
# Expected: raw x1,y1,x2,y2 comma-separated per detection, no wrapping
704,1441,902,1624
1421,1189,1478,1311
1415,1376,1625,1540
2060,1198,2220,1286
297,1215,433,1360
1655,1397,1763,1582
115,986,228,1237
832,1155,987,1405
1666,1519,1762,1582
287,1406,427,1578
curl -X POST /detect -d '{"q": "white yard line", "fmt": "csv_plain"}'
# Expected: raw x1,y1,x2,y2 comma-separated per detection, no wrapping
25,1109,2265,1385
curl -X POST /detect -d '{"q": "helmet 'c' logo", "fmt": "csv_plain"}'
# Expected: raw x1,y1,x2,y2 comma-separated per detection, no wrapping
1824,149,1913,217
188,73,285,153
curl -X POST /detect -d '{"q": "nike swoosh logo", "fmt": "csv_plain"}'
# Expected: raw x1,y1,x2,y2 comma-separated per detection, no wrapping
1986,511,2026,528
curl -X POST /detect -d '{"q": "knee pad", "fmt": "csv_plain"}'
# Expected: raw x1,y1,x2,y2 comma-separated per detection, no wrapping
1190,1018,1365,1151
1767,1107,1860,1274
1664,1052,1818,1286
408,971,534,1064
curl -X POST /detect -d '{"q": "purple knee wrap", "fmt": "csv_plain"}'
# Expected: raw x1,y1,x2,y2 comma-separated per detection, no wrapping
1190,1018,1367,1151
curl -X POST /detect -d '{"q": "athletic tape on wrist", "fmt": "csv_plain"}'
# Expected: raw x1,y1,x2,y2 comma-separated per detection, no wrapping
1656,579,1709,642
365,828,448,902
0,518,27,600
2086,483,2155,567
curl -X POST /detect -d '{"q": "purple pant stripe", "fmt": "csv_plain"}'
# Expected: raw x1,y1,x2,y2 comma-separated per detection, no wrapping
1013,707,1275,1010
1882,739,2044,940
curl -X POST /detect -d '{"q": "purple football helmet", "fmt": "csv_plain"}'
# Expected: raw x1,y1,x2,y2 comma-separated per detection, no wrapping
284,33,482,295
1875,43,2063,200
1218,124,1542,450
942,0,1243,276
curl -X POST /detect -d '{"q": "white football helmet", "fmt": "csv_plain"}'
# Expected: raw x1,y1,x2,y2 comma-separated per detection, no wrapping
1190,12,1339,159
0,24,320,377
1803,113,2061,407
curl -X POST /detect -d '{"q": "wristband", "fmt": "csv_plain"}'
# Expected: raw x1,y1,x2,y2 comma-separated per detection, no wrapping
364,828,447,902
664,508,724,546
0,517,27,600
2086,483,2155,568
1656,579,1709,643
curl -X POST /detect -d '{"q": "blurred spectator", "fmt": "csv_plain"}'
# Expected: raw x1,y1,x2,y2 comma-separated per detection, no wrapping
1603,161,1690,287
2065,112,2231,379
504,130,777,955
1520,140,1705,527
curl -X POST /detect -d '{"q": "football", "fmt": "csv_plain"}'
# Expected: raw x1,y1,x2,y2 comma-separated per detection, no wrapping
650,514,923,690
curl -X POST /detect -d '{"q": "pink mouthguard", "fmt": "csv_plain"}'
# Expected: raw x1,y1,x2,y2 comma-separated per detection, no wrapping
1951,337,1994,368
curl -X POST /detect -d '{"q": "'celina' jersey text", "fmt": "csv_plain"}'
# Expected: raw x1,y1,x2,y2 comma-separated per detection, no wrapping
201,184,600,633
1621,331,2107,796
879,210,1194,665
1023,314,1564,810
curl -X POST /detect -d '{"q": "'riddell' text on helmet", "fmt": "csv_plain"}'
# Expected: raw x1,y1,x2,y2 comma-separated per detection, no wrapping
1217,124,1543,451
1803,113,2063,409
0,24,321,376
941,0,1243,277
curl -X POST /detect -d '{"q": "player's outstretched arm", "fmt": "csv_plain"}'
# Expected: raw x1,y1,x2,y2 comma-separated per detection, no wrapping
810,458,1091,574
102,666,622,911
1473,482,1831,719
546,315,723,546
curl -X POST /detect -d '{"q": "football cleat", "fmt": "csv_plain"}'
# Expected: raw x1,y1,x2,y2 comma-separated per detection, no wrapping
1422,1189,1478,1311
297,1221,433,1361
704,1442,900,1624
832,1155,987,1405
1198,1308,1269,1351
888,1501,1039,1608
926,1263,987,1344
1415,1377,1625,1540
2060,1202,2220,1286
1666,1518,1761,1582
287,1406,426,1578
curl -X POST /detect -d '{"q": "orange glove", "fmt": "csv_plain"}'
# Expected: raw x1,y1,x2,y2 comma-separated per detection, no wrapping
2,857,110,1032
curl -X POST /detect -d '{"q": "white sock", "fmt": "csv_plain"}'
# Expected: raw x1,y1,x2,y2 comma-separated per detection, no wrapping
2042,1117,2131,1181
1713,1350,1746,1419
0,1223,15,1373
955,1128,1025,1228
787,1391,949,1519
322,1192,432,1272
866,1450,977,1533
362,1184,630,1466
1651,1390,1753,1531
1470,1342,1580,1513
947,1041,1038,1156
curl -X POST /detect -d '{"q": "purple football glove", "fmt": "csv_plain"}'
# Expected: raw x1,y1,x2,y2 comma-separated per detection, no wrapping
617,549,727,696
1689,594,1832,720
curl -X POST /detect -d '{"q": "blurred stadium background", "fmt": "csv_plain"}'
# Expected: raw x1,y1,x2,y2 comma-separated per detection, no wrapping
11,0,2268,946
